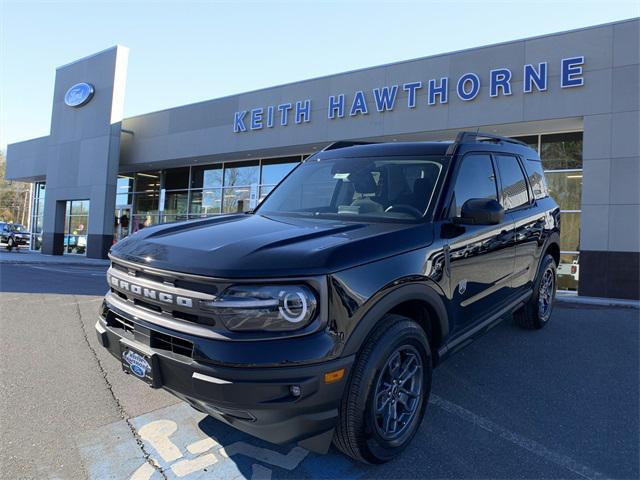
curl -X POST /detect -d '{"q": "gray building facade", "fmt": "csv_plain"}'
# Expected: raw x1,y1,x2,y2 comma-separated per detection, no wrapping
6,19,639,299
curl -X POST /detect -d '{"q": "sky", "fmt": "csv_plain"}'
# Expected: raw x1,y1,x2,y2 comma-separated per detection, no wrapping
1,0,638,150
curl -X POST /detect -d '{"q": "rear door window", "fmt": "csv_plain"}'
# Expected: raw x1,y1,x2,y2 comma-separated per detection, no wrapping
495,155,530,210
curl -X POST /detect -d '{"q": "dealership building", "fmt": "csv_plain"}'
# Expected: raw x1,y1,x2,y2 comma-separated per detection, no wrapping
5,18,639,299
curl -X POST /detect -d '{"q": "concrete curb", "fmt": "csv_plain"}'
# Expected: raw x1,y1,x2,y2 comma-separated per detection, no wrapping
0,253,109,267
557,294,639,309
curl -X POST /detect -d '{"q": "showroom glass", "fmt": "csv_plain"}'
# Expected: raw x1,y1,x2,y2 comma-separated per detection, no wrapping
495,155,529,210
30,182,46,250
451,154,498,217
513,132,583,291
258,156,444,221
64,199,89,255
116,176,133,207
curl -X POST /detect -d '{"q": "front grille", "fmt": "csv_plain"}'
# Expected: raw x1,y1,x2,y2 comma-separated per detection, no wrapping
105,309,194,359
151,331,194,358
108,259,222,328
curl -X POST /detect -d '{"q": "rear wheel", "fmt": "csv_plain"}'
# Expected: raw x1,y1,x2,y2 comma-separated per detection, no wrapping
515,254,557,329
333,314,431,464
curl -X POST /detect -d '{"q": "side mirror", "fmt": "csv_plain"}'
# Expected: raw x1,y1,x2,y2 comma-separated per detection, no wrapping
455,198,505,225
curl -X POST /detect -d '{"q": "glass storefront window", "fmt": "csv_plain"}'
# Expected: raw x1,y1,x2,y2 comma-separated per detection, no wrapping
259,185,274,203
540,132,583,170
261,159,299,185
163,190,189,216
134,192,159,216
132,214,158,233
545,171,582,211
64,199,89,255
224,162,259,186
191,165,222,189
134,171,161,192
560,211,580,252
189,189,222,216
116,176,134,206
223,186,252,213
164,167,190,190
512,135,539,152
30,182,45,251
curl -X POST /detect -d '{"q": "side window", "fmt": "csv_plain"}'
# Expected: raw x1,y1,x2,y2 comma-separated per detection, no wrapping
451,154,498,217
496,155,530,210
524,159,549,200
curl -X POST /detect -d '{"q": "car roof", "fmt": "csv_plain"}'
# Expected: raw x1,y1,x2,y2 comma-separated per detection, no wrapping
312,141,453,160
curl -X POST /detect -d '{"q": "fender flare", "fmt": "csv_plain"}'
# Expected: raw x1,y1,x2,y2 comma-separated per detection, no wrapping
341,282,449,357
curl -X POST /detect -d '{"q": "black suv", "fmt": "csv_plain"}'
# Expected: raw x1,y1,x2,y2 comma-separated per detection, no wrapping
97,132,560,463
1,223,30,251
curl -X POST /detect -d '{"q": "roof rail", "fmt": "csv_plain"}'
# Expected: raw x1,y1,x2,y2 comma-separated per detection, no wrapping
446,131,527,155
322,140,378,151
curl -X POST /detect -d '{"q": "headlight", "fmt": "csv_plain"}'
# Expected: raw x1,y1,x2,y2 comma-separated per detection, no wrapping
201,284,317,332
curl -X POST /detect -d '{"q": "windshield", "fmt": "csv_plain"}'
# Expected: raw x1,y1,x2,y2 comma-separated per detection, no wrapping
10,224,26,232
257,155,445,221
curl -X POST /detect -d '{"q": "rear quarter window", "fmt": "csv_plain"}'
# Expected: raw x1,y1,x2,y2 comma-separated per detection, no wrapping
524,159,549,200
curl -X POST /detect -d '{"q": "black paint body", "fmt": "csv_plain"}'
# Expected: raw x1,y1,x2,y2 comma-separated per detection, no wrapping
98,139,560,452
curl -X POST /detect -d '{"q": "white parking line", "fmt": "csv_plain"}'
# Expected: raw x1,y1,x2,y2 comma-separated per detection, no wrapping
429,394,607,480
28,265,106,276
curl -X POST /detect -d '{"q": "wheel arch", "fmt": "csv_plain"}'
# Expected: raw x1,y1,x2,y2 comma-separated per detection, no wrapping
341,283,449,367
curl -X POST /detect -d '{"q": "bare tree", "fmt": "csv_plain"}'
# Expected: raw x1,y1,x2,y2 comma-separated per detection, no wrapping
0,151,32,226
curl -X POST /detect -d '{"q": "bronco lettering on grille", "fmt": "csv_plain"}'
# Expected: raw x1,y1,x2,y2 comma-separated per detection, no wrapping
109,275,194,308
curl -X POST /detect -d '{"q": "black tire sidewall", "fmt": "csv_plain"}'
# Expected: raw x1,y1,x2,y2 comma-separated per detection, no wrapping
359,319,432,462
533,255,557,325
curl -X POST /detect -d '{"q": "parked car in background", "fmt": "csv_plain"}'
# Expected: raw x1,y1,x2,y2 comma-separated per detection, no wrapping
0,223,30,251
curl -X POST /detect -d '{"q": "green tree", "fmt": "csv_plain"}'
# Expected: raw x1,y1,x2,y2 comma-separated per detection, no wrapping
0,151,32,225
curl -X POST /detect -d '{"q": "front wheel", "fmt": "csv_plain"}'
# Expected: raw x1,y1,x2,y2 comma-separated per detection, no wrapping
515,254,557,329
6,238,14,251
333,314,431,464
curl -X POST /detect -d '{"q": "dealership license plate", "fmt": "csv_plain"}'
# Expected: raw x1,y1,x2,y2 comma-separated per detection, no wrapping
121,344,156,386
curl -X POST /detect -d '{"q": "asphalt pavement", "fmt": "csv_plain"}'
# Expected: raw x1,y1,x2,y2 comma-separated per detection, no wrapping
0,262,638,479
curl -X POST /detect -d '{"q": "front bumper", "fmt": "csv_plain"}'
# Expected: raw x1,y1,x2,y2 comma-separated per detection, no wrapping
95,313,353,451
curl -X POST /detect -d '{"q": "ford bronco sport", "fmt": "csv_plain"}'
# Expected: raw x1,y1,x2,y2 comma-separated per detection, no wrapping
97,131,560,463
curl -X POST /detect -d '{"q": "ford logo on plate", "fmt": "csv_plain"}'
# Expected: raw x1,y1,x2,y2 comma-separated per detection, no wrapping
64,82,95,108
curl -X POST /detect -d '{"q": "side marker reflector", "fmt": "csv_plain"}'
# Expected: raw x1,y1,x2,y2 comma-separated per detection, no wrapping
324,368,345,384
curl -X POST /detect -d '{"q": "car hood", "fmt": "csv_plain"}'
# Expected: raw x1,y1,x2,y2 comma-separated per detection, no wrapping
110,213,434,278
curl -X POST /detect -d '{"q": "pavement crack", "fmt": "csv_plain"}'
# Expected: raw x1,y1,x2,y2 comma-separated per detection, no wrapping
72,295,168,479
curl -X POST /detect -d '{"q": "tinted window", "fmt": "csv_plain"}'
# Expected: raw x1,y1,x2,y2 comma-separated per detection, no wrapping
451,154,497,217
524,159,549,200
496,155,529,210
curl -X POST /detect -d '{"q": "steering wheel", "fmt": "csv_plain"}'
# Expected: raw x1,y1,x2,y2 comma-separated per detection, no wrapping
384,204,423,218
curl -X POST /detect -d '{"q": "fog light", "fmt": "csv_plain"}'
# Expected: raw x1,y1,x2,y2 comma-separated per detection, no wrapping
290,385,301,397
324,368,345,384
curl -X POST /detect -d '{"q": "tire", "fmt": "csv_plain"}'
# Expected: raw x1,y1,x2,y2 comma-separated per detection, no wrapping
6,238,14,251
333,314,432,464
515,254,557,329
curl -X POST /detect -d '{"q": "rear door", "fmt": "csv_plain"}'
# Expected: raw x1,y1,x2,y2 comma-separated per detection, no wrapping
494,154,545,293
443,153,516,333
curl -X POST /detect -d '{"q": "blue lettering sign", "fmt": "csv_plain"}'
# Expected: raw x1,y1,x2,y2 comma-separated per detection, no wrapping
250,108,263,130
523,62,547,93
561,56,584,88
267,106,275,127
350,91,368,116
278,103,292,126
328,94,345,118
403,82,422,109
295,99,311,124
373,85,398,112
428,77,448,105
457,73,480,101
233,111,247,132
490,69,512,97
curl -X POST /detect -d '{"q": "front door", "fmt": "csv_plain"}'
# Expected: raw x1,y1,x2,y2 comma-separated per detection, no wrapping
442,153,516,334
115,207,132,242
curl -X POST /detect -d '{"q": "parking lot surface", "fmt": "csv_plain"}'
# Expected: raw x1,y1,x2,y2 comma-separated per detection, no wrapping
0,262,638,479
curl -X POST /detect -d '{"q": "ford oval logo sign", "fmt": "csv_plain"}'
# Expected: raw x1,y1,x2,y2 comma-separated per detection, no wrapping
64,82,95,108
